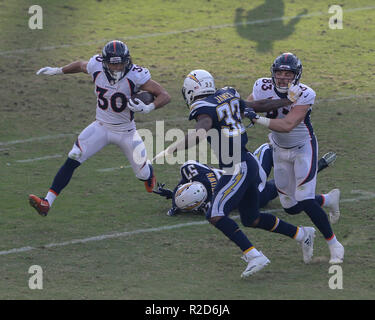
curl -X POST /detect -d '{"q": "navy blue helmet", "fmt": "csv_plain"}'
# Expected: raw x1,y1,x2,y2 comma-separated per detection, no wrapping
270,52,302,93
102,40,132,83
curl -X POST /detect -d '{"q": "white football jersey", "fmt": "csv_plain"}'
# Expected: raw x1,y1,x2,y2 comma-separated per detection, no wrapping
86,55,151,131
252,77,316,148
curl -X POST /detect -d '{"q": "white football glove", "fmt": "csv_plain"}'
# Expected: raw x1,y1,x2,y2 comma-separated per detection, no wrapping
36,67,63,76
287,83,302,103
127,98,155,114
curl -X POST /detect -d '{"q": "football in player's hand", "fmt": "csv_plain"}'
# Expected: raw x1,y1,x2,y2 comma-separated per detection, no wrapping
131,91,155,105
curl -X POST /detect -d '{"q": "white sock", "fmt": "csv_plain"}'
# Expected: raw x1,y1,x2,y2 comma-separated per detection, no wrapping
321,193,332,207
245,247,261,259
45,190,57,207
326,235,338,247
294,226,305,242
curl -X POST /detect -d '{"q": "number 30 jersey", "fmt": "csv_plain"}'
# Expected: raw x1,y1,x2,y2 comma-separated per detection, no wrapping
86,54,151,131
252,77,316,148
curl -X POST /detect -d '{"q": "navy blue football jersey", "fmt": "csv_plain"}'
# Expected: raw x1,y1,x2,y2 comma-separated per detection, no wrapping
177,160,222,204
189,87,248,168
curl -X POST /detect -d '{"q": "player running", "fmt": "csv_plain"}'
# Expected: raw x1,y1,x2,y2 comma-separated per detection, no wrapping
28,40,170,216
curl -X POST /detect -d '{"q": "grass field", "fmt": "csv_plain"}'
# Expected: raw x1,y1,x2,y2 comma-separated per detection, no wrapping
0,0,374,301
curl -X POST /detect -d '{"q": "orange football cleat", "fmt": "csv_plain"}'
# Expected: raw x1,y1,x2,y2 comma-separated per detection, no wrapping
29,194,50,216
144,174,156,193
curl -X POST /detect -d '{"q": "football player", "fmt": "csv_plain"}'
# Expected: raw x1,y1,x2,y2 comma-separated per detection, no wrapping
244,52,344,264
28,40,170,216
154,69,317,277
154,146,338,218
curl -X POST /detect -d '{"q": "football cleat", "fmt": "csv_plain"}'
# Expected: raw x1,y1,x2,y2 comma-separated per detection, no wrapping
327,189,341,224
299,226,316,264
317,151,337,173
329,241,344,264
241,251,270,278
28,194,49,217
144,165,156,193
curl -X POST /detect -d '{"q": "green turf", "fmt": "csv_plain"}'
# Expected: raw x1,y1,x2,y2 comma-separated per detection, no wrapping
0,0,374,300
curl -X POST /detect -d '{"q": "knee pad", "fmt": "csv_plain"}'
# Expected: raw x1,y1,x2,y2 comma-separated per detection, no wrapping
68,142,83,162
136,162,152,181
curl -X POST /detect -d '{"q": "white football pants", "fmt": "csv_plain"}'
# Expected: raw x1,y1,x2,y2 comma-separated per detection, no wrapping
272,136,318,209
68,120,150,180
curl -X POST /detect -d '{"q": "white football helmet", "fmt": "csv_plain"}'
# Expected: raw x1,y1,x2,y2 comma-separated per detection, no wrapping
182,69,216,106
174,181,208,212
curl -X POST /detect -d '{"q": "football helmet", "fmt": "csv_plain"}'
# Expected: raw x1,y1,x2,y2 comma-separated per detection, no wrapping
102,40,132,84
182,69,216,106
174,181,208,212
270,53,302,93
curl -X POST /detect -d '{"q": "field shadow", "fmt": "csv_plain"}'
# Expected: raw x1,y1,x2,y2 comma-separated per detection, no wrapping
235,0,307,52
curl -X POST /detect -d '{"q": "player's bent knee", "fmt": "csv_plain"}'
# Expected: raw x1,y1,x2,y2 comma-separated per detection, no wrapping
284,203,303,215
68,144,83,162
208,216,222,225
135,162,152,181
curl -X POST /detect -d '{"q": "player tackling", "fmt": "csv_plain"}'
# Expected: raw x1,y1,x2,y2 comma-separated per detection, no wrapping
28,40,170,216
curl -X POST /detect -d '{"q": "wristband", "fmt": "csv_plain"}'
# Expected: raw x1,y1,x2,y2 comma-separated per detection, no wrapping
256,116,271,128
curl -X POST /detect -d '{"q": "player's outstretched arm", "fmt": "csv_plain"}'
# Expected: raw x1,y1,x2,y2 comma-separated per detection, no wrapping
244,83,302,112
243,97,291,113
152,114,212,163
36,61,88,76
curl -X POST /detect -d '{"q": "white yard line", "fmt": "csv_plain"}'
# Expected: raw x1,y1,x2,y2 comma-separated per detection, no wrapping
0,190,374,256
1,6,374,56
15,154,62,163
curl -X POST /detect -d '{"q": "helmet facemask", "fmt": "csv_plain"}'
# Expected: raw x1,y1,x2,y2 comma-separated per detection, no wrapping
271,53,303,93
272,69,297,93
102,40,132,84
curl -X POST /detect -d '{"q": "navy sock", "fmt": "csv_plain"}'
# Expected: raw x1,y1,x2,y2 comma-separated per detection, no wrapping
301,199,333,239
255,213,298,239
214,216,253,252
315,194,324,206
50,158,81,194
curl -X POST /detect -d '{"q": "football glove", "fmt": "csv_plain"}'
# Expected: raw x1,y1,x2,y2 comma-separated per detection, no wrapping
127,98,155,114
287,83,303,103
167,206,180,216
243,108,260,127
153,183,174,199
36,67,63,75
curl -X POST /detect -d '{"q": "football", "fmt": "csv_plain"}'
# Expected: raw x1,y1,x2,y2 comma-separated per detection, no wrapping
131,91,155,105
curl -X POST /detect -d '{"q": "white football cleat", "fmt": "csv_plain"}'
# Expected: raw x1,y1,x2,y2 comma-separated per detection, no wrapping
241,251,270,278
299,226,316,264
329,242,344,264
327,189,341,224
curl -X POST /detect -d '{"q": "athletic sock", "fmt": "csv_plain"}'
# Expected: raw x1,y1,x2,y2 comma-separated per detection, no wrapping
214,216,254,252
301,199,334,239
315,194,324,206
45,190,57,207
326,234,339,246
49,158,81,196
255,213,299,239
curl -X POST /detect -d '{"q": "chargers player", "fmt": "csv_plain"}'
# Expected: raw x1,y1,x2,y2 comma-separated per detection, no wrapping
28,40,170,216
245,52,344,264
154,147,338,218
155,69,317,277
